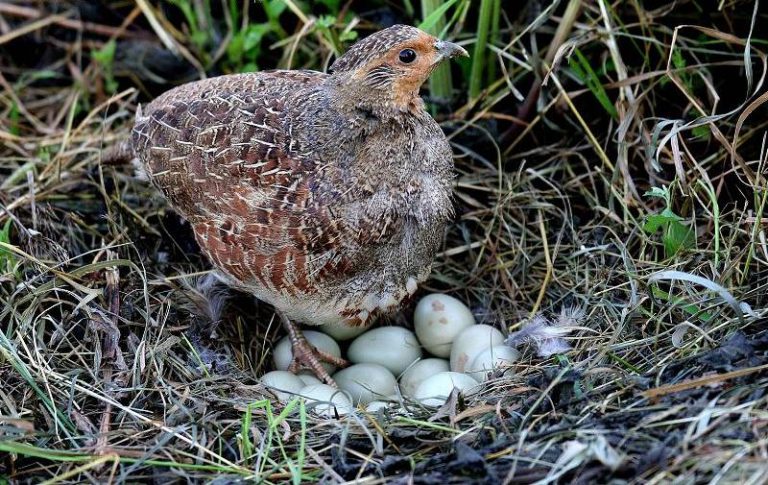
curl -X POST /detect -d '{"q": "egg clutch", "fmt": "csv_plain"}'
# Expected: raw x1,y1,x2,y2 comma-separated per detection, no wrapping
259,294,519,416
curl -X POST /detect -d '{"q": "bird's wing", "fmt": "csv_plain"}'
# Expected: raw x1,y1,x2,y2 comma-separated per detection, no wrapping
132,71,399,294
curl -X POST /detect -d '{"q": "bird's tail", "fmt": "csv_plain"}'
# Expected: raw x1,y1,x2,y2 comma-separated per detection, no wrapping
101,138,134,166
101,104,142,166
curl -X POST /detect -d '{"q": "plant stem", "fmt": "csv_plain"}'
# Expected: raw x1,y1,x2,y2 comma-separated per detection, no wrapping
469,0,493,100
486,0,500,82
421,0,454,104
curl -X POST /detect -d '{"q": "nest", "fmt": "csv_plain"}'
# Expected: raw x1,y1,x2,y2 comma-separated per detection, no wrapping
1,1,767,482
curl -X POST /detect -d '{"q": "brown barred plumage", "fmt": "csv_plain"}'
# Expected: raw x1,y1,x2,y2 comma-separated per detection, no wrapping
131,25,468,383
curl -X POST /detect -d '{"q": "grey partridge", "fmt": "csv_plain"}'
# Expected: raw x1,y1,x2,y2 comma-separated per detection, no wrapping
131,24,468,384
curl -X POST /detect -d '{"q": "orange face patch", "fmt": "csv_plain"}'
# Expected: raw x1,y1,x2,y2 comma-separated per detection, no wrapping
355,32,442,109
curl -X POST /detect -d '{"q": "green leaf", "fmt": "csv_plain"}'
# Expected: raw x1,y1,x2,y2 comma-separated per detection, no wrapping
92,39,117,93
241,61,258,73
316,0,342,13
9,101,19,136
20,69,60,84
644,185,671,207
228,0,240,27
316,14,335,29
643,212,681,233
228,23,272,67
570,48,618,120
418,0,460,31
92,39,116,66
0,219,16,274
339,30,358,42
263,0,288,21
191,31,209,50
227,34,244,63
663,220,696,257
651,286,713,322
671,48,695,92
599,58,616,76
692,124,711,140
672,48,687,70
243,24,270,52
644,186,669,199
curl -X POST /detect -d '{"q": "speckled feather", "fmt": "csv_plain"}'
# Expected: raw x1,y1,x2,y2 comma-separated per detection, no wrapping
132,25,455,328
330,25,424,73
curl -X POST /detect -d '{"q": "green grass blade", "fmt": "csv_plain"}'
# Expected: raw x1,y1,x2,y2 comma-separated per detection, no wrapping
418,0,460,31
469,0,494,100
0,330,76,434
420,0,461,104
570,48,619,120
486,0,501,82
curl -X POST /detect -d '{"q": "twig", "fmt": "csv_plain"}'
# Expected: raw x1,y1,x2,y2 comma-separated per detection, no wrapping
643,364,768,400
0,3,149,40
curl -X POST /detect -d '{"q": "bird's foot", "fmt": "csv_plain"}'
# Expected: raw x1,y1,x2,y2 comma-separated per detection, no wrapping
279,313,348,387
287,337,348,387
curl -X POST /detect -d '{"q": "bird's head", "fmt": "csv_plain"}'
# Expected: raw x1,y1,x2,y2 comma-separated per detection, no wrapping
330,24,468,114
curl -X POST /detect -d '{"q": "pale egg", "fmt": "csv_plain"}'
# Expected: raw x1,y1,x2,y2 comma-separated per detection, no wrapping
449,324,504,373
365,400,392,412
414,294,475,357
333,363,398,405
399,358,450,398
413,371,479,407
347,327,422,375
273,330,342,374
260,370,305,402
319,321,369,341
296,373,322,386
299,384,353,417
465,345,520,382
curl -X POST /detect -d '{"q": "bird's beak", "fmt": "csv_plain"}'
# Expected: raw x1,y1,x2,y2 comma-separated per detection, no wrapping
434,40,469,61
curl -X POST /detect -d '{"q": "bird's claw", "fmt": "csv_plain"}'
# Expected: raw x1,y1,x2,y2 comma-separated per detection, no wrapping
287,339,348,387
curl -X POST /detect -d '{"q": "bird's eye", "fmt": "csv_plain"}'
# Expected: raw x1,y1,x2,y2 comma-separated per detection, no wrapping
398,48,417,64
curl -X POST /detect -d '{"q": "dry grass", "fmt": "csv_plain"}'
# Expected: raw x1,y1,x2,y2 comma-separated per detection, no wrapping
1,1,767,483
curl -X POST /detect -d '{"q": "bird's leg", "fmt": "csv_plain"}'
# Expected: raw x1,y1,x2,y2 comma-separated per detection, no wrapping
278,312,347,387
